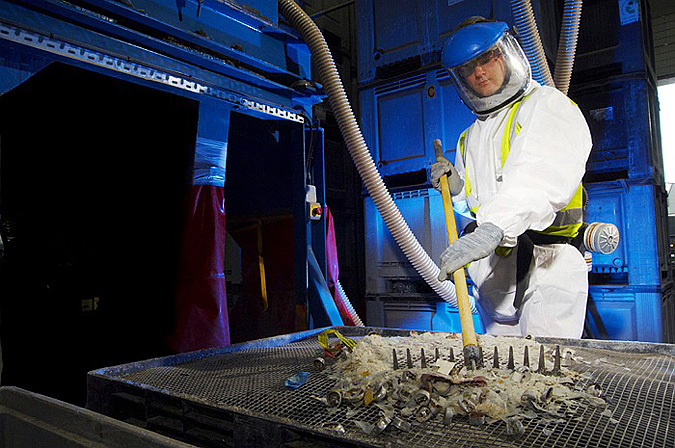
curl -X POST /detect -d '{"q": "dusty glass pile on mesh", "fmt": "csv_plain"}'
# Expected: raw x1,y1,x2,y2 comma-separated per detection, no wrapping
321,333,609,437
120,332,675,448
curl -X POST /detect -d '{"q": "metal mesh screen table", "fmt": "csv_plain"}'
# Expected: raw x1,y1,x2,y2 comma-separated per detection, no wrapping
87,327,675,448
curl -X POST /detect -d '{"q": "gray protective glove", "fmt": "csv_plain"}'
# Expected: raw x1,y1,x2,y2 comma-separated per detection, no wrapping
430,157,464,195
438,222,504,281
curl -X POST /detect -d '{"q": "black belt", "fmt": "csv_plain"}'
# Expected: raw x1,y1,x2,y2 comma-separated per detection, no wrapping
461,223,583,310
513,230,583,309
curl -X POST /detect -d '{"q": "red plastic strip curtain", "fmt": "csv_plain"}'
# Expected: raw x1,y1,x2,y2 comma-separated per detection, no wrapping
170,184,230,352
170,104,231,353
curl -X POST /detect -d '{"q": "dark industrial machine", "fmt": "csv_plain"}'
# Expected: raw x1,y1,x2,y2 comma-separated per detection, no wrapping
0,0,341,405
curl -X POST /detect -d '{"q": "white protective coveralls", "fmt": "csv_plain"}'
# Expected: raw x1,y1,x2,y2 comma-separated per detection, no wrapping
452,81,592,338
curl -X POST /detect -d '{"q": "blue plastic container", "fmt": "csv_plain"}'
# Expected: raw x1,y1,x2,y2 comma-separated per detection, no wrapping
356,0,655,86
358,68,475,178
366,296,484,333
356,0,506,83
584,179,670,342
572,76,663,181
585,180,668,284
587,285,663,342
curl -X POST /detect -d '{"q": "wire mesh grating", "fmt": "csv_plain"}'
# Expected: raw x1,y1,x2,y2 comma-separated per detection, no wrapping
94,328,675,448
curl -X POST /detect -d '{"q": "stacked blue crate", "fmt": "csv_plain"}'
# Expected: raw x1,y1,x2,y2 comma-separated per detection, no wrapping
358,70,475,177
569,0,671,342
358,64,487,331
356,0,511,83
568,0,657,84
582,181,666,341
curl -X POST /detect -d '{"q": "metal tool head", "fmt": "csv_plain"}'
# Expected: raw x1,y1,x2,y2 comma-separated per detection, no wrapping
463,344,482,370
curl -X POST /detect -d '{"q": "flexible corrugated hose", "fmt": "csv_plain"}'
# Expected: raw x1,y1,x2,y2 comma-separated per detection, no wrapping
510,0,554,87
554,0,583,95
278,0,474,313
336,279,364,326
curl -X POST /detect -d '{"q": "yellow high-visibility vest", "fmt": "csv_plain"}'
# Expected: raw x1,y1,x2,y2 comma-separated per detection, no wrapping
458,91,584,239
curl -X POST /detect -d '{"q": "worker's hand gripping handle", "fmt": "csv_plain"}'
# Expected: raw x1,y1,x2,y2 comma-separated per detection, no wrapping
433,139,480,367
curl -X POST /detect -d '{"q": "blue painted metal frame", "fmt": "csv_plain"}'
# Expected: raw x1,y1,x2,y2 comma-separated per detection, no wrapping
50,0,295,74
5,0,322,112
120,0,281,29
22,0,287,77
0,16,308,120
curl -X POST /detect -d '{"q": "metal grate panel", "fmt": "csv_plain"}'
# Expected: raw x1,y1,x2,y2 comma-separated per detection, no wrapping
90,328,675,448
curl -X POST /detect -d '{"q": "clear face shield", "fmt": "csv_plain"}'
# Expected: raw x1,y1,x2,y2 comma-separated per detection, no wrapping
447,32,532,116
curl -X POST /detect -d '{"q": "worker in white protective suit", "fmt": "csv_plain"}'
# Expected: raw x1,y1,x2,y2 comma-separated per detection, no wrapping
431,18,592,338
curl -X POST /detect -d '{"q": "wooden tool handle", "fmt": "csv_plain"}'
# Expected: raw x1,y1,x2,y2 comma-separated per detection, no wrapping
433,139,477,348
433,138,445,163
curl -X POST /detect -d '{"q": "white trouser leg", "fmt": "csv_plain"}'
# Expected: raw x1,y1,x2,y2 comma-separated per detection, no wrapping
519,244,588,338
469,244,588,338
476,305,522,336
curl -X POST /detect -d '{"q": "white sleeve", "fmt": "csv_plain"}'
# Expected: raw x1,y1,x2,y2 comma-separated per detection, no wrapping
475,88,592,246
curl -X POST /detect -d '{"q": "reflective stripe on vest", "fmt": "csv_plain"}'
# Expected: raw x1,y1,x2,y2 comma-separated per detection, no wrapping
458,91,583,238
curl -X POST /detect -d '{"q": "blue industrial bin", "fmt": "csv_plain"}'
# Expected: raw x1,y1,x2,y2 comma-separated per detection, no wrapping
584,180,670,342
358,68,475,178
585,180,668,284
364,187,474,295
361,180,669,341
356,0,655,85
586,285,663,342
572,76,663,181
355,0,504,83
366,295,484,333
570,0,655,84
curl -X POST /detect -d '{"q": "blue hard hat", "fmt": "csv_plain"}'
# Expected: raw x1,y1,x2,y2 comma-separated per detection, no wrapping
441,21,509,68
